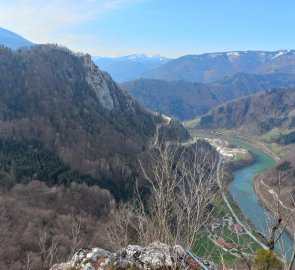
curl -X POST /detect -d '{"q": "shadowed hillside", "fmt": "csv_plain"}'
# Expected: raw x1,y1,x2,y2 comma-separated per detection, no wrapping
122,73,295,120
0,45,191,270
199,88,295,134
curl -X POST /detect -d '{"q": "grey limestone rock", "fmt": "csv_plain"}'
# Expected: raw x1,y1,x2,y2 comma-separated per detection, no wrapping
50,241,217,270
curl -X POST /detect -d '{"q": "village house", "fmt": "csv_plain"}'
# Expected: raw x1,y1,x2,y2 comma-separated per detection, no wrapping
216,238,233,250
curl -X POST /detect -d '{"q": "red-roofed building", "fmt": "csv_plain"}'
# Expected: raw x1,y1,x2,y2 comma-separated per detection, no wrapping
224,242,233,250
216,238,226,246
216,238,233,250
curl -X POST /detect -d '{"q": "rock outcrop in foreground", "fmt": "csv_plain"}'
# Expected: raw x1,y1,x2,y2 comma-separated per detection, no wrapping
50,242,217,270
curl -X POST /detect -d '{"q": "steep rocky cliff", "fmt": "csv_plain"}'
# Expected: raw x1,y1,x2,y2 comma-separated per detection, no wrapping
0,45,192,270
0,44,159,199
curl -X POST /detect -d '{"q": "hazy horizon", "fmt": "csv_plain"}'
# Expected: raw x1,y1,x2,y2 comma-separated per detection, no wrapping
1,0,295,57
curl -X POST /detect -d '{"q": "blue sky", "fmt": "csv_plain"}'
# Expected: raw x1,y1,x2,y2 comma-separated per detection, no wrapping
0,0,295,57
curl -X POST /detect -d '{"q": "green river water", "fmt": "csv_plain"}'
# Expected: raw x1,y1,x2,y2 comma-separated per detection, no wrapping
228,139,294,258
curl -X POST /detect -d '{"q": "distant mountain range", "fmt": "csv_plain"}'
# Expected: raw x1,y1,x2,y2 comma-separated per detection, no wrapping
122,73,295,120
199,87,295,134
3,25,295,90
142,50,295,83
0,27,33,50
92,54,170,82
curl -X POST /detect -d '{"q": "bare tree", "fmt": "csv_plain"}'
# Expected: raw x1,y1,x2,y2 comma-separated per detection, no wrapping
38,231,59,270
107,140,219,250
106,202,137,249
23,252,32,270
69,214,82,257
255,172,295,270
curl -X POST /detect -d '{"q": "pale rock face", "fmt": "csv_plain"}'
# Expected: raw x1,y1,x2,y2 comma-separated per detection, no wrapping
83,55,115,111
50,242,217,270
86,248,113,261
50,242,186,270
84,263,96,270
113,242,186,269
50,248,113,270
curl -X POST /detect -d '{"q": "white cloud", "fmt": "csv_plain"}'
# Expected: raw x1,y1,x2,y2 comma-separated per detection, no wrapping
0,0,141,45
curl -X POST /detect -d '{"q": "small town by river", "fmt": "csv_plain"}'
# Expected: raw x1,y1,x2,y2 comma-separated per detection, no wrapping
229,139,294,258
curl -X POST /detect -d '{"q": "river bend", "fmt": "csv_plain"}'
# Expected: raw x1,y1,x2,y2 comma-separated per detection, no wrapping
228,140,294,258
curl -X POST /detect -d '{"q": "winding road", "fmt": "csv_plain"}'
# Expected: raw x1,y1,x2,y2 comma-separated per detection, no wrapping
150,112,171,147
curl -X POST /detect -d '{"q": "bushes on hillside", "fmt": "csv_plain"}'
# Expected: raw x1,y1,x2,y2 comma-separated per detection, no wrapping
254,249,282,270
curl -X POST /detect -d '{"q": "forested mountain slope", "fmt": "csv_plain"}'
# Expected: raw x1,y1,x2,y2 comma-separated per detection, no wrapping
0,44,163,199
199,88,295,134
0,45,191,270
122,73,295,120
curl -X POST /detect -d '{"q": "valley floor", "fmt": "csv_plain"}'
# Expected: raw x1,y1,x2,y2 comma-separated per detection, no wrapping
183,128,295,267
189,135,265,264
193,128,295,248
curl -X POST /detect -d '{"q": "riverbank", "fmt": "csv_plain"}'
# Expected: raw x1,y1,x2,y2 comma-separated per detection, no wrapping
229,135,280,161
222,149,256,184
228,136,295,240
191,130,294,258
201,135,257,183
191,137,264,264
254,174,295,238
227,139,294,258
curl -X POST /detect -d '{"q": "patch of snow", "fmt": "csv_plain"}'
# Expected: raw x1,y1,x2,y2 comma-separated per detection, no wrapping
273,50,288,59
227,51,240,62
209,53,221,58
227,51,240,57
